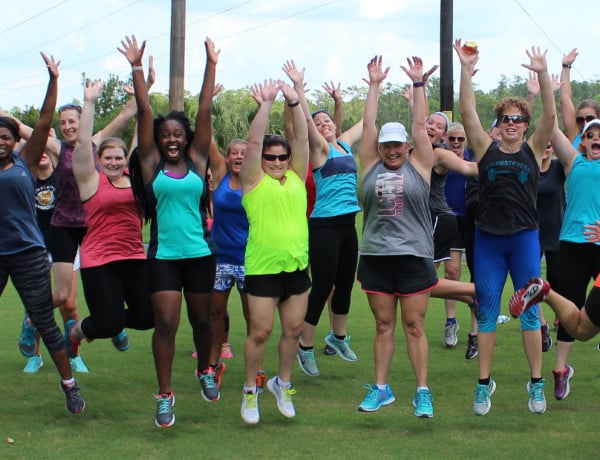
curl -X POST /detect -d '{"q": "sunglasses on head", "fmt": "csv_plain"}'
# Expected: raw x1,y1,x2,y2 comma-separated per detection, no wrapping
576,115,596,125
262,153,290,162
499,114,526,124
584,130,600,140
448,136,466,142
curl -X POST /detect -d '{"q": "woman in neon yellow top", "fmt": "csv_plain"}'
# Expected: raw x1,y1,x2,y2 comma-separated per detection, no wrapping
239,78,310,424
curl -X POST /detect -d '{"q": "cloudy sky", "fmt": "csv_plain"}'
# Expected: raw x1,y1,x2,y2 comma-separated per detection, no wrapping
1,0,597,111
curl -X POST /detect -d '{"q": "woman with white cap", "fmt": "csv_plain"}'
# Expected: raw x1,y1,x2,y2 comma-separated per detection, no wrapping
356,55,436,418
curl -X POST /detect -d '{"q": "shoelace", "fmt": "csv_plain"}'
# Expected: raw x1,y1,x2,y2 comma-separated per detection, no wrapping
282,386,297,402
474,385,490,403
362,385,378,402
157,395,172,414
529,383,544,401
416,391,432,407
200,372,217,389
244,393,258,408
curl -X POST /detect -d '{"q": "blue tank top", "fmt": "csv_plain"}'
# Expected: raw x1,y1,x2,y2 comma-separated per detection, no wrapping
212,172,249,265
444,149,474,216
0,153,46,255
311,140,360,218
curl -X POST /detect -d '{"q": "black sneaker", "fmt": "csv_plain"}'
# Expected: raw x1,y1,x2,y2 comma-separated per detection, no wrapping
323,344,337,356
61,381,86,414
465,333,478,360
197,369,220,402
155,392,175,428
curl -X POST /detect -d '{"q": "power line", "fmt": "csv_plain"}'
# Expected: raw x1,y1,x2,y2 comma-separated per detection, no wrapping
0,0,143,66
513,0,585,80
0,0,72,36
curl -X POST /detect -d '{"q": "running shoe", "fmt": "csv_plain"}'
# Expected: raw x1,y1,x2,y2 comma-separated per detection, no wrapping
61,381,86,414
509,278,550,318
256,370,266,394
473,379,496,416
324,331,358,362
197,369,220,401
297,347,320,376
70,355,90,373
465,333,478,360
220,343,234,359
19,315,36,357
241,391,259,424
527,379,547,414
357,384,396,412
267,376,296,418
111,330,129,352
64,319,80,358
413,389,434,418
212,361,227,389
444,322,459,348
541,324,553,352
154,392,175,428
23,355,43,373
323,344,337,356
553,364,574,400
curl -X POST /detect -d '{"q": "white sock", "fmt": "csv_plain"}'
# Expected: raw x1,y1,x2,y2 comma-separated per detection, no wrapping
417,386,429,392
276,376,291,388
376,384,388,391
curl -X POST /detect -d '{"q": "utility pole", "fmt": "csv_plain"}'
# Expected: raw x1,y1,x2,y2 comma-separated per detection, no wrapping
440,0,453,121
169,0,186,111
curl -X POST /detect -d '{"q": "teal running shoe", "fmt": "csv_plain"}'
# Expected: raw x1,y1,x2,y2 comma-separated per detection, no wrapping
297,347,320,376
527,379,547,414
413,389,434,418
70,355,90,373
155,392,175,428
19,315,36,357
358,384,395,412
23,355,43,373
324,331,358,362
111,330,130,352
473,379,496,416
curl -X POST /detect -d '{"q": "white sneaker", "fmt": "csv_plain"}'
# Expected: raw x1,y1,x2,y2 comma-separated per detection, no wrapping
267,376,296,418
444,322,459,348
241,391,259,424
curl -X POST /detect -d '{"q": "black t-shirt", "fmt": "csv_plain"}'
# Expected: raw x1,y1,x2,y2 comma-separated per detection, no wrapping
537,159,565,251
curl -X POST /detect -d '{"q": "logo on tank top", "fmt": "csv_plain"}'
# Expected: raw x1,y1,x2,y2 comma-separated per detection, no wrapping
375,172,404,217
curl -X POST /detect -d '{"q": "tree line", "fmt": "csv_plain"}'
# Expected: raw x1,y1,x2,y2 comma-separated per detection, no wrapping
8,73,600,154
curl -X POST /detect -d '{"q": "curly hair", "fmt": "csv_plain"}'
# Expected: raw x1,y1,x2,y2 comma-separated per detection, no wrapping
494,97,531,124
0,116,21,141
153,111,194,152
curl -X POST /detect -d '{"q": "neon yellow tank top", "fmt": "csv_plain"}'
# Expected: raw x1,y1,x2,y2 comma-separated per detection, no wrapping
242,170,308,275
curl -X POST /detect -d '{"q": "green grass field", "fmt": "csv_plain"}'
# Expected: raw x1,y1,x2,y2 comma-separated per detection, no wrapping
2,263,598,459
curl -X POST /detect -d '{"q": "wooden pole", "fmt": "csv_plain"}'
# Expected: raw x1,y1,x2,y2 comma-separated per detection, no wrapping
169,0,186,111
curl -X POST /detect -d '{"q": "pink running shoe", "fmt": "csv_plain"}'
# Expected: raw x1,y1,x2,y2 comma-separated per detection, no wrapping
509,278,550,318
220,343,234,359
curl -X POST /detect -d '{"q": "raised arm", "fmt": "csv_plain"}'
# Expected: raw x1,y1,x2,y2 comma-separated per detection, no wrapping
323,81,343,137
20,52,60,172
280,80,308,181
358,55,389,175
118,35,159,181
550,117,576,175
240,80,279,193
282,60,329,168
559,48,579,142
73,80,104,201
401,56,433,179
126,55,155,157
188,37,219,174
523,47,556,161
454,39,491,160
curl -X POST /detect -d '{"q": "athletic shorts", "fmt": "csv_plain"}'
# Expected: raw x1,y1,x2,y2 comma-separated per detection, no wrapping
148,255,216,294
245,268,311,301
357,254,438,296
214,262,246,292
48,226,87,263
432,214,459,262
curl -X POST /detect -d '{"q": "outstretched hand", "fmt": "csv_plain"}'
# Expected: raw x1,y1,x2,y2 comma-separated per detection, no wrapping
118,35,146,65
205,37,220,65
41,52,60,79
146,55,156,88
282,60,305,86
400,56,425,83
84,79,104,103
522,46,548,74
251,79,280,105
322,81,342,101
278,80,299,103
364,55,389,85
562,48,578,67
213,83,225,97
453,39,479,68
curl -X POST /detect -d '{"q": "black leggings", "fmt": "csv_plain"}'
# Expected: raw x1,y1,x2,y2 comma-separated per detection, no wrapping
305,214,358,326
80,259,154,339
0,248,65,352
557,241,600,342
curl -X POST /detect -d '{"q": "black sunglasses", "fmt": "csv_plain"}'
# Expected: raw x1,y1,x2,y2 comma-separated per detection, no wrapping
584,131,600,140
576,115,596,125
499,114,526,124
262,153,290,162
448,136,466,142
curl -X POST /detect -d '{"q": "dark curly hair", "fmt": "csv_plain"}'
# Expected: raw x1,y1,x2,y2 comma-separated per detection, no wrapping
0,116,21,141
153,111,194,152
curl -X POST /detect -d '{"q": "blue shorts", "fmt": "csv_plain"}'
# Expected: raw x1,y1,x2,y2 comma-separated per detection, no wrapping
214,262,245,292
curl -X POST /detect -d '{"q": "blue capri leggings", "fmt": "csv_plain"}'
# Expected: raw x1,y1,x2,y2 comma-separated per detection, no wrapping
474,228,541,332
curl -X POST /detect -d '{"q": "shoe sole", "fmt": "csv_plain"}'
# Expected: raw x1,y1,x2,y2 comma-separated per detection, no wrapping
358,396,396,412
324,336,357,362
296,353,319,377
